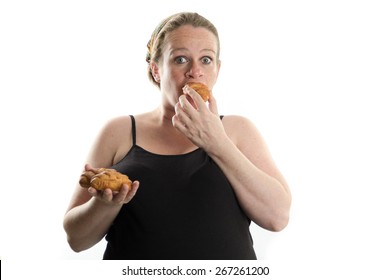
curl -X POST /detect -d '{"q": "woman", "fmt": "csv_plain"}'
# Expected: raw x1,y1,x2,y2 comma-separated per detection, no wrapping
63,12,291,260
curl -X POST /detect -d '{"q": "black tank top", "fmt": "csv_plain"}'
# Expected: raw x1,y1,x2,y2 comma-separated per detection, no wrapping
103,115,256,260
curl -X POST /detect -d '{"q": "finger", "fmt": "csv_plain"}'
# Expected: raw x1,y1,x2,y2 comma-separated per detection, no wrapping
173,101,191,130
112,184,130,203
89,187,108,201
84,164,101,174
85,163,93,171
102,188,113,201
175,101,192,124
88,186,98,197
183,85,206,111
172,114,188,134
179,92,199,114
123,181,140,203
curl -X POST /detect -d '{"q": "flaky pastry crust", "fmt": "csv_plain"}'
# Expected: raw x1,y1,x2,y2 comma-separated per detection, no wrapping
79,168,132,191
187,82,211,102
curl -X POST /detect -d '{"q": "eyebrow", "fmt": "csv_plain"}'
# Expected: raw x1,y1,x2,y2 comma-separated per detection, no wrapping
169,47,216,55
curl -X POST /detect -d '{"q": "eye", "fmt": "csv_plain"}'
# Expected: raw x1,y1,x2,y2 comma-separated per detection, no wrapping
201,56,212,64
174,56,188,64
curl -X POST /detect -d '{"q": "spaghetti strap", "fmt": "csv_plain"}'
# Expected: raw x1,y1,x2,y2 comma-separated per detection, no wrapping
130,115,221,145
130,115,136,145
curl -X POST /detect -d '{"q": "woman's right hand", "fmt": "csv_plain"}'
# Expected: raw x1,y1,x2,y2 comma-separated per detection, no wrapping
84,164,140,206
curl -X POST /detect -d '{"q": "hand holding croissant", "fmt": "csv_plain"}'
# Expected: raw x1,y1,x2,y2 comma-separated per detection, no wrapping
79,168,132,191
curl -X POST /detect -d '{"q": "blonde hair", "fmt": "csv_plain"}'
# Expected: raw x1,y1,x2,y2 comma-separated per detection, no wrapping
146,12,220,87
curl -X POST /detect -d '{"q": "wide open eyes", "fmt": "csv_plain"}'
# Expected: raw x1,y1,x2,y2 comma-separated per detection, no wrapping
174,56,213,65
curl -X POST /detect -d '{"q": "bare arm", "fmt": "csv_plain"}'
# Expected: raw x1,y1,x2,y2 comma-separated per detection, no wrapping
173,86,291,231
207,116,291,231
63,117,139,252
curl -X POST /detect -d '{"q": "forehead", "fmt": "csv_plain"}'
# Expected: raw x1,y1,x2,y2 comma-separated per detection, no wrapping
164,25,218,52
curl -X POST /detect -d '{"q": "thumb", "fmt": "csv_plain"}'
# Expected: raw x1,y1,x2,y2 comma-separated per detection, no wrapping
84,163,101,174
85,163,93,171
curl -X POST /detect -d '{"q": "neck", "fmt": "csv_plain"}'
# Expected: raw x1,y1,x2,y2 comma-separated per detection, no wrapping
151,105,176,127
148,105,197,151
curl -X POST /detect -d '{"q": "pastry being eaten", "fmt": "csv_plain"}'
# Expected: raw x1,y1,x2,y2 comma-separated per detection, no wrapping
79,168,132,191
187,82,211,102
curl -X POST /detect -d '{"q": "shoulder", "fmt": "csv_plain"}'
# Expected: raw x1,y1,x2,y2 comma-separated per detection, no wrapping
221,115,279,175
101,115,133,148
88,115,132,167
102,115,132,132
221,115,255,128
221,115,263,147
97,115,133,143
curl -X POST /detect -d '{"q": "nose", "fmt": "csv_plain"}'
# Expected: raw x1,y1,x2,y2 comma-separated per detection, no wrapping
185,61,204,79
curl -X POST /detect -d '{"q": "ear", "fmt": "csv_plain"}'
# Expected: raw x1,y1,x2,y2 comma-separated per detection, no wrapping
151,62,160,83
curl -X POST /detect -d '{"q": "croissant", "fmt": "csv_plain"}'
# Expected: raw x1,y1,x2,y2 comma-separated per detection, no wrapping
187,82,211,102
79,170,97,188
79,168,132,191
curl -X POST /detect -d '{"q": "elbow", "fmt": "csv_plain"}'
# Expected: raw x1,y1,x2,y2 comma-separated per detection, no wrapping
66,236,86,253
66,237,80,253
257,199,291,232
269,192,292,232
64,226,90,253
268,212,290,232
253,210,290,232
66,235,103,253
63,219,86,253
63,219,103,253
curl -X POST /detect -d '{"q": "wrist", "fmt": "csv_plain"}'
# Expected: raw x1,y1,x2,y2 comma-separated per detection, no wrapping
206,135,234,159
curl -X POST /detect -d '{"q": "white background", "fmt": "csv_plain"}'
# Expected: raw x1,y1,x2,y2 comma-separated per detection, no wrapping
1,0,389,278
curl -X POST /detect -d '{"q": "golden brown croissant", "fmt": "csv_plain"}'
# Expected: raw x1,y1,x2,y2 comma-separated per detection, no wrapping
187,82,211,102
79,168,132,191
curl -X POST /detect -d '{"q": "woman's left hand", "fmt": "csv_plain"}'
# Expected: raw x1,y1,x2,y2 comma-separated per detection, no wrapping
174,85,291,231
172,85,227,152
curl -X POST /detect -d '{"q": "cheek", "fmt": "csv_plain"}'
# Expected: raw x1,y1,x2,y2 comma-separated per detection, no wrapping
206,66,220,86
164,65,187,85
160,69,184,96
160,63,180,80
